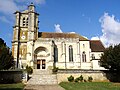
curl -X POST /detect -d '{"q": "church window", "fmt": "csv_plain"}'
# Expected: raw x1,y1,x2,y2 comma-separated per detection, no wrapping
83,44,85,48
69,45,73,62
82,51,86,62
23,17,26,26
91,54,95,59
23,17,25,20
22,17,28,26
26,17,28,26
54,45,58,62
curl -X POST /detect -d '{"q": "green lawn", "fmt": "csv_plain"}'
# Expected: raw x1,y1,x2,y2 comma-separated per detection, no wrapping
0,83,24,90
59,82,120,90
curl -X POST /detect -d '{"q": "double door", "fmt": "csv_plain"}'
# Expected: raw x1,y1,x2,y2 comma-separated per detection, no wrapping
37,59,46,69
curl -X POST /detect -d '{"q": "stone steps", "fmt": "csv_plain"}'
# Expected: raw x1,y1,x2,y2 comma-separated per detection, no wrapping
27,69,58,85
33,69,52,75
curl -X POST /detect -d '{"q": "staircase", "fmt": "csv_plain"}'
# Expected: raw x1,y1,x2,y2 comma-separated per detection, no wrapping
27,69,58,85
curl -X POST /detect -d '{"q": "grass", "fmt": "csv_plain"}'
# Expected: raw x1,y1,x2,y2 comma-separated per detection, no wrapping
0,83,24,90
59,82,120,90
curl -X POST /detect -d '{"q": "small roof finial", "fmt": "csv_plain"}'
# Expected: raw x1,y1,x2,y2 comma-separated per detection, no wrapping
31,2,33,5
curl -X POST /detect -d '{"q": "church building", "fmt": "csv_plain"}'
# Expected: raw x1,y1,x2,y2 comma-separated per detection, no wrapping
12,3,105,70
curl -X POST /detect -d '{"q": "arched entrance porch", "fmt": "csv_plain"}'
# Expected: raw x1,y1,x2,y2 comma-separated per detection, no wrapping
34,46,48,69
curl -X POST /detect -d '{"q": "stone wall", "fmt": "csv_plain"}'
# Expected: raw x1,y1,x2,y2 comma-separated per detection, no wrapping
57,69,109,83
0,70,22,83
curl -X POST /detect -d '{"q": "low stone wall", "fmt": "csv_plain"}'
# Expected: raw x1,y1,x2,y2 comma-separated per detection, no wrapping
0,70,22,83
57,69,109,83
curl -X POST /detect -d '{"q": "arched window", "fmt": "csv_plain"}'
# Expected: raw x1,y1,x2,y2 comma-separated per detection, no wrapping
54,45,58,62
23,17,26,26
91,54,95,59
69,45,73,62
26,17,28,26
82,51,86,62
83,44,85,48
22,17,28,26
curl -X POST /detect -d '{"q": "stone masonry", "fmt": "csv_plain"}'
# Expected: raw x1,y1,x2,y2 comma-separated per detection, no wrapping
27,69,58,85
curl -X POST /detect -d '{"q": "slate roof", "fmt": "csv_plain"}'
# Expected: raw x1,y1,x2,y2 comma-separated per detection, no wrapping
90,40,105,52
38,32,88,41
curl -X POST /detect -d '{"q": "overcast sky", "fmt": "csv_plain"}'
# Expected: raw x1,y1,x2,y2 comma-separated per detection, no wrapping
0,0,120,47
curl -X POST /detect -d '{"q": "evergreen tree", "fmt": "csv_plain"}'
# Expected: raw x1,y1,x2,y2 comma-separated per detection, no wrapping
0,38,14,70
100,44,120,72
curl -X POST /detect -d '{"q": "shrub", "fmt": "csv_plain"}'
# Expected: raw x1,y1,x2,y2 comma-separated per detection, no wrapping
84,79,87,82
79,75,83,82
25,65,33,74
74,77,79,82
67,75,74,82
52,67,58,74
88,76,93,82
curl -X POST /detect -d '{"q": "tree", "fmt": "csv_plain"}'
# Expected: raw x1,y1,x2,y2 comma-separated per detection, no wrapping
100,44,120,72
0,38,14,70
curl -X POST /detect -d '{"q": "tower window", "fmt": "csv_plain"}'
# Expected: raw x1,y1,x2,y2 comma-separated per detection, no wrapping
23,17,26,26
23,17,25,20
26,18,28,26
22,17,28,26
69,45,73,62
82,51,86,62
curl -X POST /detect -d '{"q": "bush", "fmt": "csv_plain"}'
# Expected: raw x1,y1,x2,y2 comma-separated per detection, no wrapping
74,77,79,82
84,79,87,82
25,65,33,74
52,67,58,74
88,76,93,82
79,75,83,82
67,75,74,82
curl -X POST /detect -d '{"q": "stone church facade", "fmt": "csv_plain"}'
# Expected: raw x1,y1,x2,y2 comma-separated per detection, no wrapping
12,3,105,70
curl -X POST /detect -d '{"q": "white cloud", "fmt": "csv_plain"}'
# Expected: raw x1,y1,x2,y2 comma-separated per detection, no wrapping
0,0,46,15
100,13,120,47
91,36,100,40
54,24,63,33
91,13,120,47
0,0,46,23
0,0,19,15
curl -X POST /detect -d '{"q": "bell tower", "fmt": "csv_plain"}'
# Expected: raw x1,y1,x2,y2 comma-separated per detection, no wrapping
28,3,39,40
12,3,39,68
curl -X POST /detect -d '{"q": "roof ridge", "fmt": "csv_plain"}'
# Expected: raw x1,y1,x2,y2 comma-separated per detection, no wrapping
90,40,100,41
39,32,78,34
38,32,88,40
